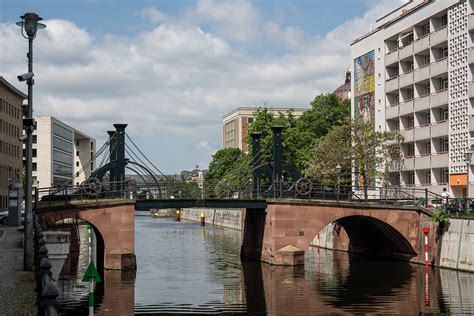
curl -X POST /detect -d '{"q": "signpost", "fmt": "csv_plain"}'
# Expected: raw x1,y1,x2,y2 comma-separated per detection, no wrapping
82,225,101,315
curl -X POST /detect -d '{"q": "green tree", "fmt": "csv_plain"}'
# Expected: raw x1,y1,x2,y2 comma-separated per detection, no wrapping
247,94,350,173
246,107,307,172
351,118,402,201
306,123,352,184
204,148,247,198
306,118,402,200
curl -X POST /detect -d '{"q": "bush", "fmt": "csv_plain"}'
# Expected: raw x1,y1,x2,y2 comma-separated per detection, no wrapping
432,208,450,225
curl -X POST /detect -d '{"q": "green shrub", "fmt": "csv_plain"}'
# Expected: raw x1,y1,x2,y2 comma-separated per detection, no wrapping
432,208,450,225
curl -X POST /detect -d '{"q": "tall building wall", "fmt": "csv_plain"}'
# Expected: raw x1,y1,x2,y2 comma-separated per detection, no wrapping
33,116,96,189
351,0,474,197
0,77,25,209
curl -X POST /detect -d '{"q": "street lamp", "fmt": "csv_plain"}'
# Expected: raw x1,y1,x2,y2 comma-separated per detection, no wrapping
465,150,472,214
16,12,46,271
335,164,342,202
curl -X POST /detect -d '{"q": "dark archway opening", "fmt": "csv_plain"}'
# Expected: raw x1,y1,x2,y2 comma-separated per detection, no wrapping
333,215,417,261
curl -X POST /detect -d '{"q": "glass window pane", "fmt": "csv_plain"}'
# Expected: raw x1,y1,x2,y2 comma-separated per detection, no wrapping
53,150,72,165
53,136,73,153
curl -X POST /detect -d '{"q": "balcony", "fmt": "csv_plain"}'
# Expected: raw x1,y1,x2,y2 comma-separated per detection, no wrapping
414,125,430,140
385,77,399,92
431,152,449,168
385,105,399,119
385,50,399,66
415,155,431,170
414,94,430,111
399,43,414,60
430,58,448,77
430,26,448,46
469,47,474,64
399,100,414,116
470,115,474,131
414,35,429,53
399,72,414,88
431,121,448,138
400,129,414,142
414,65,429,83
401,157,415,170
469,14,474,31
430,89,448,108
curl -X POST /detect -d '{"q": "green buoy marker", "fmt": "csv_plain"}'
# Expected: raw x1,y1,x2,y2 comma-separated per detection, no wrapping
82,225,101,315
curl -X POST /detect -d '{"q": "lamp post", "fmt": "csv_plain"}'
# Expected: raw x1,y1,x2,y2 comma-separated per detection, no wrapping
16,12,46,271
335,164,342,202
464,151,472,214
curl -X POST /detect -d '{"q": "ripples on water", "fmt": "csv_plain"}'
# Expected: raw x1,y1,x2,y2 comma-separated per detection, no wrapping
56,213,474,315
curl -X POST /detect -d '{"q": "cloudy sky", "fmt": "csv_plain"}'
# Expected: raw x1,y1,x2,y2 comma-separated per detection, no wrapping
0,0,405,174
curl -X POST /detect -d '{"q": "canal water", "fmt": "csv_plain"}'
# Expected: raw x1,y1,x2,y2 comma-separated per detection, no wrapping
57,212,474,315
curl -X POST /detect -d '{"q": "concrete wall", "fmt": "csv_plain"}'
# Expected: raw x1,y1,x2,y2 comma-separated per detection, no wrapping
439,219,474,272
180,208,243,230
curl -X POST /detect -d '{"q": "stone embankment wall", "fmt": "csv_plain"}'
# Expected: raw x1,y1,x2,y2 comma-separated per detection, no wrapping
313,218,474,273
180,208,243,230
438,219,474,272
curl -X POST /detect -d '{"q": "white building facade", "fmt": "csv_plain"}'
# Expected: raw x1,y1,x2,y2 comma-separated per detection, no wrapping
351,0,474,197
33,116,96,189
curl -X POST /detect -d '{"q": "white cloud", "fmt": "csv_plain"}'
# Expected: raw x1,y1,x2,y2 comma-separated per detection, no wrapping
184,0,261,44
0,0,407,173
141,7,170,24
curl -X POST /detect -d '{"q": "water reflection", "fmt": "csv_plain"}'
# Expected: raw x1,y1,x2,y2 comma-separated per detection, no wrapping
55,214,474,314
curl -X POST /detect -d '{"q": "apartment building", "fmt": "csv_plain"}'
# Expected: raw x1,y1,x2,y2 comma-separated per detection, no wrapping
33,117,96,189
351,0,474,197
0,77,25,209
222,107,306,152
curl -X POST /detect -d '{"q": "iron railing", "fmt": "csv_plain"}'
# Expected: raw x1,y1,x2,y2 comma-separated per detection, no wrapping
33,213,59,316
37,178,474,213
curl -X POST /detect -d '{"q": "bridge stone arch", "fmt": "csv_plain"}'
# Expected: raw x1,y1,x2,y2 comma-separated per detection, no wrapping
320,215,417,260
37,201,136,270
241,201,437,266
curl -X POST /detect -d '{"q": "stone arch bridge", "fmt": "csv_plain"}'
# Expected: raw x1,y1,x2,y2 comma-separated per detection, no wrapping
36,198,439,270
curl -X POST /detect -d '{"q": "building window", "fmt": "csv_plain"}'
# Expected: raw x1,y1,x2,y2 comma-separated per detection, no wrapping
32,162,37,172
442,78,449,90
441,47,448,58
425,141,431,154
423,24,430,35
424,112,431,125
425,170,431,184
91,142,94,150
407,116,414,128
407,88,415,100
424,83,430,95
424,55,430,65
441,168,449,183
32,135,37,144
32,149,37,158
442,108,449,121
76,140,80,146
76,150,79,157
76,161,79,167
441,138,449,152
407,61,414,71
441,15,448,27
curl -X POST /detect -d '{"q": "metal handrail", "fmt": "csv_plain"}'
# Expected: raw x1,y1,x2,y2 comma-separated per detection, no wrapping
33,213,59,316
36,177,448,209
